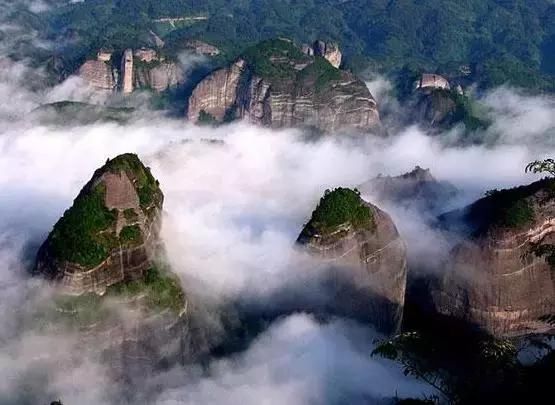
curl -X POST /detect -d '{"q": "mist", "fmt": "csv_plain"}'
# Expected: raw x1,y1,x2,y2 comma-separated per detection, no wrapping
1,8,555,403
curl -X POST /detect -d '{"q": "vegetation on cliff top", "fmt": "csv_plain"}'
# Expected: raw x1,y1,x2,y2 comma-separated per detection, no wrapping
242,38,309,80
49,183,117,268
47,154,161,268
102,153,161,209
48,266,185,327
297,56,342,92
305,188,374,235
44,0,555,92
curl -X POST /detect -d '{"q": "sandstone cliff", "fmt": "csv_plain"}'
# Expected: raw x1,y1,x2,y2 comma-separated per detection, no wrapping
77,49,184,94
432,178,555,337
311,40,342,68
297,188,407,333
35,153,164,295
133,48,184,92
77,59,117,92
32,154,199,390
187,39,380,133
184,39,220,56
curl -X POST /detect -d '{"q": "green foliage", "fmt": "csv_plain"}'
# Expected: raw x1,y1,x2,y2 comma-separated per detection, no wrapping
242,38,309,80
197,109,217,125
47,154,161,268
119,225,142,246
496,198,535,229
42,0,555,92
106,266,185,313
526,158,555,177
372,329,518,403
297,56,341,92
308,188,374,234
103,153,161,209
478,187,537,230
47,266,185,328
33,101,135,125
449,91,490,131
123,208,138,221
49,183,117,268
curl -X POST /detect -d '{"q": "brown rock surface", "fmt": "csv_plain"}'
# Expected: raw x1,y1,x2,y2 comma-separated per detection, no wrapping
187,39,380,133
78,60,116,92
35,153,164,295
432,178,555,337
297,189,407,333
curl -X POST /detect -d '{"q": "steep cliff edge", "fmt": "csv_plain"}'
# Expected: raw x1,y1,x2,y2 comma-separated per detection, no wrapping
77,49,184,93
35,153,164,295
296,188,407,333
32,154,199,388
187,39,380,133
432,178,555,337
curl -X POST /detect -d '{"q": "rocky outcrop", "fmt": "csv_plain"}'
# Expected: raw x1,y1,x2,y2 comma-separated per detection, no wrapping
311,40,342,68
78,59,117,92
297,188,407,333
35,153,164,295
184,39,220,56
77,48,183,94
121,48,134,93
415,73,450,91
359,166,458,214
432,178,555,337
134,60,184,92
187,38,380,133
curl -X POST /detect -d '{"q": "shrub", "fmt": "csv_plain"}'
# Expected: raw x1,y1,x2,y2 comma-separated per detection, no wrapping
49,183,117,268
308,188,374,233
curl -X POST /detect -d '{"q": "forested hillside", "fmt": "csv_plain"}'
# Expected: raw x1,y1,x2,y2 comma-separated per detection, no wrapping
13,0,555,91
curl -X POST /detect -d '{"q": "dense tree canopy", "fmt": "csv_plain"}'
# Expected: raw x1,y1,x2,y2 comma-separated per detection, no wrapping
37,0,555,91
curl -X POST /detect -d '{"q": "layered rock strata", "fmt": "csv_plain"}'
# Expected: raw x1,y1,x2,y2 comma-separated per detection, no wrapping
35,153,164,295
187,38,380,133
432,179,555,337
297,188,407,333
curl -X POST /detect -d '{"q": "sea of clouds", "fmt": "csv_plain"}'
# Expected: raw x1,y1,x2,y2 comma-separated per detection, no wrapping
1,2,555,404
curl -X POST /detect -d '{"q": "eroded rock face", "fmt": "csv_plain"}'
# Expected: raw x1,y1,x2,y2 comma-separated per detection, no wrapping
297,188,407,333
35,153,164,295
311,40,342,68
184,39,220,56
134,60,185,93
416,73,450,91
77,49,184,94
187,39,380,133
78,59,117,92
432,179,555,337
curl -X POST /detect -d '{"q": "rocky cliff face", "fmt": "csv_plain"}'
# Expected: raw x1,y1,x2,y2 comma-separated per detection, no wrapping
133,48,184,92
32,154,202,391
296,188,407,333
77,49,184,94
121,49,134,93
184,39,220,56
78,59,117,92
431,179,555,337
187,39,380,133
35,153,164,295
311,40,342,68
134,60,184,92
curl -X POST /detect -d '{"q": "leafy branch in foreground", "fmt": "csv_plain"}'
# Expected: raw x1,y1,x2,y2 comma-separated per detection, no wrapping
372,331,517,404
526,158,555,176
525,158,555,269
